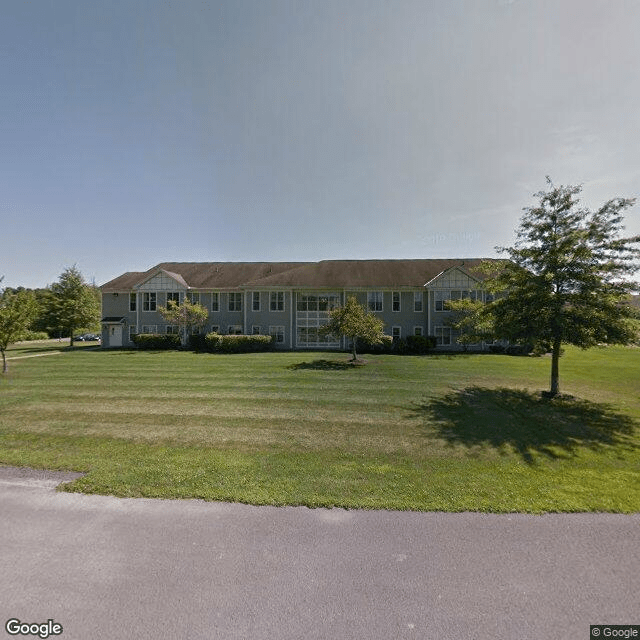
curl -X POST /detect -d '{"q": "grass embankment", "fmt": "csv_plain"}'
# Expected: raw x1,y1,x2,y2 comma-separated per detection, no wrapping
0,343,638,512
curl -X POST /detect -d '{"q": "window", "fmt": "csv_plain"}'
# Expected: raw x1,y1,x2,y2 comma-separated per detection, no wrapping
166,325,179,335
228,325,243,335
211,293,219,312
210,325,220,333
435,290,480,311
269,326,285,344
270,291,285,312
414,292,423,312
414,326,423,336
167,292,180,306
187,292,200,305
228,293,242,312
392,326,401,339
129,326,137,341
129,293,136,312
392,291,400,312
143,292,156,312
435,327,451,346
252,292,260,312
252,325,261,335
141,325,158,334
367,291,383,312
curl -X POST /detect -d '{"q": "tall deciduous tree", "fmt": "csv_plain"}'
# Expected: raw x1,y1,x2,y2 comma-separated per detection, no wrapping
486,178,639,396
320,295,385,361
0,280,38,373
50,266,101,347
157,299,209,345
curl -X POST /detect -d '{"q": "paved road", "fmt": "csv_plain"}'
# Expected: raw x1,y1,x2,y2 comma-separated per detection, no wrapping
1,466,638,640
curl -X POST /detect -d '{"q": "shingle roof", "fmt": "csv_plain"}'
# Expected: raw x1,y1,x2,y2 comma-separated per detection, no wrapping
101,259,492,291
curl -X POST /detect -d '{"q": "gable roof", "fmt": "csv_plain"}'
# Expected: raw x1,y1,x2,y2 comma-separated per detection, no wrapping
101,259,492,291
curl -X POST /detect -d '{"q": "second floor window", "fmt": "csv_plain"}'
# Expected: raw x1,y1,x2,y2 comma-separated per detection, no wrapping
211,293,219,312
143,292,156,312
392,291,400,312
252,292,260,312
228,293,242,312
367,291,383,312
187,292,200,305
270,291,284,311
130,293,136,312
414,292,423,312
167,292,180,306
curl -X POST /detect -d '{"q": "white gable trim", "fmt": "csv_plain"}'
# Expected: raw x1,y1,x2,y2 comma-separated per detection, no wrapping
424,266,481,289
134,269,189,291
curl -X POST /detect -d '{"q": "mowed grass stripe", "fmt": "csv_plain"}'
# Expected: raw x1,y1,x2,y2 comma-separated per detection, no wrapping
1,345,639,512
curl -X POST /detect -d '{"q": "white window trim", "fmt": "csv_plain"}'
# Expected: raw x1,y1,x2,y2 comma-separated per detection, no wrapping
252,292,261,312
142,292,157,312
270,291,285,312
392,291,401,312
269,325,285,343
367,291,383,312
414,292,423,312
228,293,243,312
211,292,220,312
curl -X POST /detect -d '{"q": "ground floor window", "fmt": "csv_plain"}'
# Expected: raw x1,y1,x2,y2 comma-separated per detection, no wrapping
165,325,180,334
414,326,423,336
228,325,243,335
141,325,158,334
269,326,285,343
210,325,220,333
392,326,401,339
129,326,137,341
252,325,261,335
435,326,452,346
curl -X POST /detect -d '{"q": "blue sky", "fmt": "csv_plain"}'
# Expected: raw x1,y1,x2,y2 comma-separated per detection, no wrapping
2,0,639,289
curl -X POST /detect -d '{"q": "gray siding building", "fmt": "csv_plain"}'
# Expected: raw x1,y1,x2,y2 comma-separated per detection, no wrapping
100,259,494,350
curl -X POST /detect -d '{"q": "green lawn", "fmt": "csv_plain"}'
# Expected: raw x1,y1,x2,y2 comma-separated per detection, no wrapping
0,344,638,512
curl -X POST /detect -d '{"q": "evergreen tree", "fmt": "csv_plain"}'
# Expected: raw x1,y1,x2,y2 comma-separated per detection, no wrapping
50,266,101,347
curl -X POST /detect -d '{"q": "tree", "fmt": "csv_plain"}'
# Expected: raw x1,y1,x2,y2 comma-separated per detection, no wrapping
157,299,209,345
320,295,386,361
50,266,101,347
445,297,494,350
0,280,38,373
486,178,640,396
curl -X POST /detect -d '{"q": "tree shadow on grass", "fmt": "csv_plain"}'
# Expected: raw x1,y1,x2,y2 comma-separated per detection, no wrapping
288,359,362,371
411,387,639,464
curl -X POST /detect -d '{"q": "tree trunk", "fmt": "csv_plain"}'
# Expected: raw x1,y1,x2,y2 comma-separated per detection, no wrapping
1,349,7,374
549,337,562,396
351,337,357,361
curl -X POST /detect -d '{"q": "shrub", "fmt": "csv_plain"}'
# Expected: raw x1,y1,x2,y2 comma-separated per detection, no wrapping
18,331,51,341
188,333,208,352
204,333,274,353
359,335,394,354
132,333,182,350
405,335,437,354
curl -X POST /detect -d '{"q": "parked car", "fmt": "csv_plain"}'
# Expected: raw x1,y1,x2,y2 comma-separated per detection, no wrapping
74,333,101,342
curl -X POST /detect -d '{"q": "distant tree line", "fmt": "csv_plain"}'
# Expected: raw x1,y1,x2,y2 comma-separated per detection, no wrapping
0,266,101,372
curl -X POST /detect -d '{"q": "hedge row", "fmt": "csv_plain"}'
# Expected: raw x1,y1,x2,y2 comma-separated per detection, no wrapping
131,333,182,350
204,333,275,353
360,334,438,354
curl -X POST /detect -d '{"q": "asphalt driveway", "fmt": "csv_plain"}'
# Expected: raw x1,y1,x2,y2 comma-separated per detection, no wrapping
1,465,638,639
